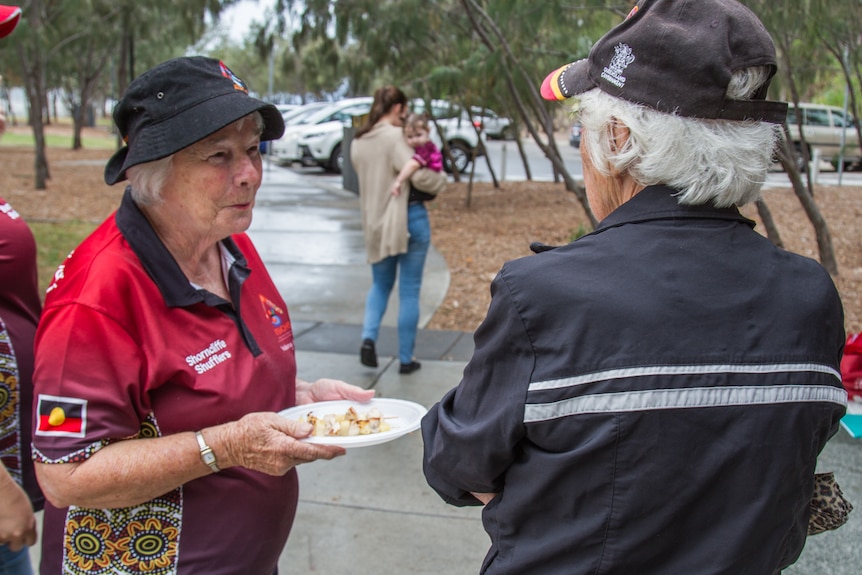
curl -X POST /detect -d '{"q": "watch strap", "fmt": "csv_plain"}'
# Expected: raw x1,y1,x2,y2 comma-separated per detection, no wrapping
195,430,221,473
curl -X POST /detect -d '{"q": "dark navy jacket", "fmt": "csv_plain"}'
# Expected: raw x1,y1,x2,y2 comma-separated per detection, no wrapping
422,185,846,575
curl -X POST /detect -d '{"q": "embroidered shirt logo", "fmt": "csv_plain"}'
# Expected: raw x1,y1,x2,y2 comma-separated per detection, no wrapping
260,295,293,351
186,339,232,374
601,43,635,89
0,202,21,220
36,395,88,437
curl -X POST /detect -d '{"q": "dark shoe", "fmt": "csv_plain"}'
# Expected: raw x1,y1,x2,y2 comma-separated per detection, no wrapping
399,360,422,374
360,339,378,367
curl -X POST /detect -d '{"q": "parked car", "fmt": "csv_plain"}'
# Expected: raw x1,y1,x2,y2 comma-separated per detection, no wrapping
271,98,372,172
262,102,330,154
296,98,373,173
411,99,486,173
275,104,298,116
569,121,582,148
281,102,330,125
785,102,861,171
472,107,515,140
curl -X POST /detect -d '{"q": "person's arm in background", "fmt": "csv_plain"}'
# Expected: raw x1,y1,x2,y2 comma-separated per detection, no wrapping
390,157,422,196
409,163,447,196
0,462,37,552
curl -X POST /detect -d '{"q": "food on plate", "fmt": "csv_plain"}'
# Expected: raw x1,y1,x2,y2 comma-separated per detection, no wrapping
299,405,393,437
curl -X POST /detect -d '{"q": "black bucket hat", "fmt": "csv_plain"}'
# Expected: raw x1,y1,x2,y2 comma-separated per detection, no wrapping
105,56,285,185
540,0,787,124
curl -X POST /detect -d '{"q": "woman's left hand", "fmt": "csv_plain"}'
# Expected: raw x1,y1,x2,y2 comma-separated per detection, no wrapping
296,377,375,406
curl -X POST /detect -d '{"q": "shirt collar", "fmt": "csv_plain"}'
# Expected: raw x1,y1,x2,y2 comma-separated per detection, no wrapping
595,185,756,233
115,187,250,308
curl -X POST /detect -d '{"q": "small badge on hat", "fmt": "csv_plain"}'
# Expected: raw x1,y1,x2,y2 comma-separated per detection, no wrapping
601,44,635,89
219,61,248,94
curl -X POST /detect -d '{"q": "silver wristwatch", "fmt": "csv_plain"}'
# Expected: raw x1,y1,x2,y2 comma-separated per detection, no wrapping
195,430,220,473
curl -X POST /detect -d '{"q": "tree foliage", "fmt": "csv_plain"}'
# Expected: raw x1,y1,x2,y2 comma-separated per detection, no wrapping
3,0,861,273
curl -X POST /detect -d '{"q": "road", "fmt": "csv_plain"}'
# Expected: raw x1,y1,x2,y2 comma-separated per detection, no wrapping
281,135,862,189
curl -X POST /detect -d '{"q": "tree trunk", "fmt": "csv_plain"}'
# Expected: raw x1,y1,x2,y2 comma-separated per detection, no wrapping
775,139,839,276
460,0,597,227
754,199,783,249
17,42,50,190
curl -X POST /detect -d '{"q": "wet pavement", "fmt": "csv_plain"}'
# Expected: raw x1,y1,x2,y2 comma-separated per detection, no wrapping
27,161,862,574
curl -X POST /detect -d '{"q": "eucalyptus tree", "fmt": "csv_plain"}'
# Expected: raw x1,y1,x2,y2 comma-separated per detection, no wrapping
744,0,839,275
112,0,238,108
49,0,118,150
7,0,237,190
10,0,57,189
812,0,862,161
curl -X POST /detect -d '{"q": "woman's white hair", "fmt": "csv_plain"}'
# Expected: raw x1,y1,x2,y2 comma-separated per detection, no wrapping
126,112,266,205
576,66,779,207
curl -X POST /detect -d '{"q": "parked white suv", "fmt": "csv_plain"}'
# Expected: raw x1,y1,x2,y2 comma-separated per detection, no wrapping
471,106,515,140
411,99,486,173
786,103,861,171
271,98,373,172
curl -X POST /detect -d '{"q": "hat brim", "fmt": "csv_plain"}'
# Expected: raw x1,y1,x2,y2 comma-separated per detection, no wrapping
0,5,21,39
104,94,284,185
540,59,593,101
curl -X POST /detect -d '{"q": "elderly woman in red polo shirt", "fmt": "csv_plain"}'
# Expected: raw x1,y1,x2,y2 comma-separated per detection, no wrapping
31,57,372,575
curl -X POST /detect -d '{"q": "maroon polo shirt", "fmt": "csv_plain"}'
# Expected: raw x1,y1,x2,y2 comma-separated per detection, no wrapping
0,197,44,511
33,189,298,574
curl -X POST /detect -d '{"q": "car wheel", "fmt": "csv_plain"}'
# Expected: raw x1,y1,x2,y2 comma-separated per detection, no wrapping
500,125,516,140
445,141,471,173
327,144,343,174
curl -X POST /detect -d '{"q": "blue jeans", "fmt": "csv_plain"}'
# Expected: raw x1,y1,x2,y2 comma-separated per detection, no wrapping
362,203,431,364
0,545,33,575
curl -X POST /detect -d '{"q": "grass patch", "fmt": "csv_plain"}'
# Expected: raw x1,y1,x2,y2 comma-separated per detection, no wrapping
0,130,116,150
30,220,99,297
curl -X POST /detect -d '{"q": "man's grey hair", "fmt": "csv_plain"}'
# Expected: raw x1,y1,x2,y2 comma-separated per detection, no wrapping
575,66,779,207
126,112,266,205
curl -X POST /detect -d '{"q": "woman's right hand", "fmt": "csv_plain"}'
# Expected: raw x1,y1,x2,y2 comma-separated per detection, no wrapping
210,412,346,476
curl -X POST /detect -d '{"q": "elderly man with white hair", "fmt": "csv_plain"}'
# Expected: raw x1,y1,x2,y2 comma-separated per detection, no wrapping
421,1,847,574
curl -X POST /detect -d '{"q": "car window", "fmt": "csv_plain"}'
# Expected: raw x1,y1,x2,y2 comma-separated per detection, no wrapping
832,110,854,128
413,100,462,120
804,108,831,127
787,107,798,125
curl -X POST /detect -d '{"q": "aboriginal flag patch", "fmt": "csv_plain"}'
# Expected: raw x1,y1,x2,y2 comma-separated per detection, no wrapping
36,395,87,437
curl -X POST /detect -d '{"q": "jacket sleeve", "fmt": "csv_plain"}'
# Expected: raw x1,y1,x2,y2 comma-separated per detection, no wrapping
421,268,533,506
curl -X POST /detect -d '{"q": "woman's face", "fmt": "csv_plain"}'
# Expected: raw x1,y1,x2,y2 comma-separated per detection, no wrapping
159,115,262,242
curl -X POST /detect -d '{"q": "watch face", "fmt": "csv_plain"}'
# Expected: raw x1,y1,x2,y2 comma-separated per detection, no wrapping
203,451,216,465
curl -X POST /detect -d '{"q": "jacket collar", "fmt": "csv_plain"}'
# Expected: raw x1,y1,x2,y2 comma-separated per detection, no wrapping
595,185,756,233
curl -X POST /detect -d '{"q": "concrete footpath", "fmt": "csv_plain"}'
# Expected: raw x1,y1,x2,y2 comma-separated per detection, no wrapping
28,163,862,573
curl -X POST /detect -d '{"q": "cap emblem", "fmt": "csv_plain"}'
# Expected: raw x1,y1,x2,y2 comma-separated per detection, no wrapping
219,61,248,94
601,43,635,89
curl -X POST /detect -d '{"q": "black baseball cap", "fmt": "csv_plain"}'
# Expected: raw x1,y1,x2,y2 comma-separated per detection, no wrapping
105,56,285,185
540,0,787,124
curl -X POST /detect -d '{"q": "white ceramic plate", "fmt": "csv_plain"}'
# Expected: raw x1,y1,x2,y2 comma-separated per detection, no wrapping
278,398,428,448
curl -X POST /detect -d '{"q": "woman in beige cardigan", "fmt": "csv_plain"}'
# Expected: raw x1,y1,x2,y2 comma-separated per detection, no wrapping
350,86,447,374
